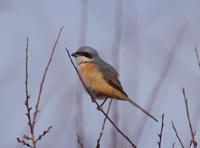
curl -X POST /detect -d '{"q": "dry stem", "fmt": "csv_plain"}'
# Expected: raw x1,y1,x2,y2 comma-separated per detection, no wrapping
32,26,64,128
157,114,164,148
65,48,137,148
171,121,184,148
17,138,33,148
25,37,36,147
17,26,63,148
17,37,36,148
195,46,200,68
182,88,197,148
36,125,53,143
96,99,112,148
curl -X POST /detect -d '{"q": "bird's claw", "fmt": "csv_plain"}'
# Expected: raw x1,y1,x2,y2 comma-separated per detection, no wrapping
96,105,102,110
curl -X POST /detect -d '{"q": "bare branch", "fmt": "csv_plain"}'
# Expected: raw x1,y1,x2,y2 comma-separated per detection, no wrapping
32,26,64,128
195,46,200,68
182,88,197,148
18,27,63,148
65,48,137,148
19,37,36,148
24,37,33,133
36,125,53,143
96,99,112,148
171,121,184,148
157,114,165,148
17,137,33,148
23,135,32,141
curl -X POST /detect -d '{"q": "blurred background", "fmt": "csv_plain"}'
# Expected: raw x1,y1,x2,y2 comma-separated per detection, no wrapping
0,0,199,147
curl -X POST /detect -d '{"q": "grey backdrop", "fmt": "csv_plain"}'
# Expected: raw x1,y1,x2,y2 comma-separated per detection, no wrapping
0,0,199,147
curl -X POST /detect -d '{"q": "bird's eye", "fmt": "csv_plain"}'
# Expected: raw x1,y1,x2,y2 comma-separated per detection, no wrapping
78,52,93,59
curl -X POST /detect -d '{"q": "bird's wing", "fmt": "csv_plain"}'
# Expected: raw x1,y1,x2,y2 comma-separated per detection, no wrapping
94,59,128,97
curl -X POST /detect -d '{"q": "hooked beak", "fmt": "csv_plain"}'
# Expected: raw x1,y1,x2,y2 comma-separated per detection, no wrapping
71,52,77,57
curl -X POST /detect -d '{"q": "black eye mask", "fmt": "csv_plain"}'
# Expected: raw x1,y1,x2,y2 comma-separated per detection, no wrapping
77,52,93,59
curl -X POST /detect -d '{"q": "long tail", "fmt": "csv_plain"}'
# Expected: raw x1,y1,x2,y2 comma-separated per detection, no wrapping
127,98,158,122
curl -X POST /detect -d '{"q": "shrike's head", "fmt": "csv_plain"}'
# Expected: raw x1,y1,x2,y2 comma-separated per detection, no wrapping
71,46,99,65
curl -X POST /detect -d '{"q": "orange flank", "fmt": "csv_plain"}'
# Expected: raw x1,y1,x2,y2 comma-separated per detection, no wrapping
79,63,128,100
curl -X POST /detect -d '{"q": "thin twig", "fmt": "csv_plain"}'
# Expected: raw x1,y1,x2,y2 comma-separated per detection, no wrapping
65,48,94,101
17,138,33,148
24,37,33,133
65,48,137,148
95,101,137,148
25,37,36,147
96,99,112,148
23,135,31,141
18,27,64,148
171,121,184,148
182,88,197,148
36,125,53,143
17,37,36,148
195,46,200,68
32,26,64,128
157,114,165,148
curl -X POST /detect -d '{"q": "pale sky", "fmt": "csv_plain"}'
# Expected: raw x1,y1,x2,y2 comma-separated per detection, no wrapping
0,0,199,148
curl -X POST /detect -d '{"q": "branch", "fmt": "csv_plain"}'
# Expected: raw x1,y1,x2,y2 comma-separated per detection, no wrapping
182,88,197,148
157,114,164,148
96,99,112,148
18,26,64,148
65,48,137,148
171,121,184,148
195,46,200,68
32,26,64,128
17,37,36,148
24,37,33,133
36,125,53,143
17,138,33,148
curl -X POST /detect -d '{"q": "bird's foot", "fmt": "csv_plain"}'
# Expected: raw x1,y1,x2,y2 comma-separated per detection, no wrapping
96,105,103,110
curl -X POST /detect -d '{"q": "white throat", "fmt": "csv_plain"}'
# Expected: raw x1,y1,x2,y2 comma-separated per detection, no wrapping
75,56,93,65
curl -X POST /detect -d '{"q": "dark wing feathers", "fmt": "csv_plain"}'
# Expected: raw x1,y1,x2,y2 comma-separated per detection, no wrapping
94,58,128,97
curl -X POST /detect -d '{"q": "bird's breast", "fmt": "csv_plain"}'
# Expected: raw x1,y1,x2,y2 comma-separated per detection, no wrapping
78,63,128,100
78,63,104,86
78,63,106,98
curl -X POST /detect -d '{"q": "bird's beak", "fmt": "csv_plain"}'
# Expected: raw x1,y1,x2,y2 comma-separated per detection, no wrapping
71,52,77,57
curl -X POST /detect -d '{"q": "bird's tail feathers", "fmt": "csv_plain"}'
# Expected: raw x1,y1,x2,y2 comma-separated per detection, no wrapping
127,98,158,122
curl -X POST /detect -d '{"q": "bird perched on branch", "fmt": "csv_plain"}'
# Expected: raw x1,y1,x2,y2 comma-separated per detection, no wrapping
71,46,158,122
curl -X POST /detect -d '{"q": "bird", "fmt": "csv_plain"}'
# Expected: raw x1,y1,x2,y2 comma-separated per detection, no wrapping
71,46,158,122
